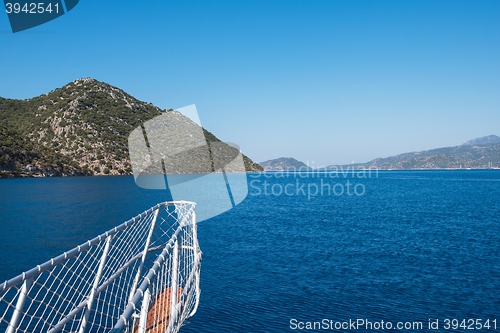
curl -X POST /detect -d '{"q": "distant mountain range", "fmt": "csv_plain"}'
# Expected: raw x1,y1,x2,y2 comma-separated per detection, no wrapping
261,135,500,171
462,135,500,146
0,78,263,177
333,135,500,170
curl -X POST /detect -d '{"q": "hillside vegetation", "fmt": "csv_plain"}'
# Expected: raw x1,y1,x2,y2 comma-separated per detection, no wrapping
259,157,311,171
0,78,262,177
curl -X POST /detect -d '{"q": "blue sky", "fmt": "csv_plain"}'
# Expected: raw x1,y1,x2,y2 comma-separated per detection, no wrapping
1,0,499,166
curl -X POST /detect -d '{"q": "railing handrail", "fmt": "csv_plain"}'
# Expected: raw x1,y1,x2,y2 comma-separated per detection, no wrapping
1,200,201,333
0,200,196,293
110,206,195,333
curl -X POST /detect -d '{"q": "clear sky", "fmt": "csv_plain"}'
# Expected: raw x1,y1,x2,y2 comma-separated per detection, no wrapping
1,0,499,166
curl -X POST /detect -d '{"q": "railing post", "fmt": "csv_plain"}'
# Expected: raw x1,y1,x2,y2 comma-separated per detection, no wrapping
189,209,201,318
129,209,159,303
78,235,113,333
137,288,151,333
6,276,34,333
169,235,179,327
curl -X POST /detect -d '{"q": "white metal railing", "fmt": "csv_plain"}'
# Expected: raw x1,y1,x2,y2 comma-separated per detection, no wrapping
0,201,202,333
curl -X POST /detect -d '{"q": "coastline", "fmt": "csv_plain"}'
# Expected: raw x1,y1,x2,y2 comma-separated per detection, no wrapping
0,169,262,179
260,167,500,172
2,167,500,179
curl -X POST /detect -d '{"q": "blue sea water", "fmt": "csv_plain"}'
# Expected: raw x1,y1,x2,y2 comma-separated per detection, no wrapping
0,170,499,332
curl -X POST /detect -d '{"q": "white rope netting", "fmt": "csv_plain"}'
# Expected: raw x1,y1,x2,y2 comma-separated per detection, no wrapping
0,201,201,333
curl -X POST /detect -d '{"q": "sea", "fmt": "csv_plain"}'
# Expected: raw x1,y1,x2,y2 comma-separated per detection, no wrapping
0,170,499,332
